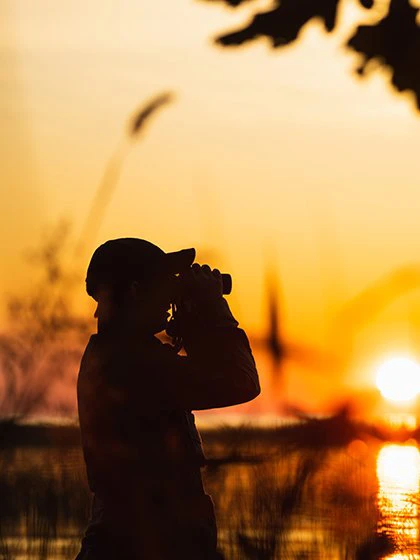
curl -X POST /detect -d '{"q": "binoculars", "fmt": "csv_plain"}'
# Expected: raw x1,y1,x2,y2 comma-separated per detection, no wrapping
173,269,232,298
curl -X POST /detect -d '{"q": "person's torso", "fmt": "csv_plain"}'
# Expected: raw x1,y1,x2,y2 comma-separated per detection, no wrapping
77,333,206,498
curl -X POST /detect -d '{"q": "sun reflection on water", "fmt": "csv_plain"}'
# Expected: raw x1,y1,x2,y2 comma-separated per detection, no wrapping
377,444,420,559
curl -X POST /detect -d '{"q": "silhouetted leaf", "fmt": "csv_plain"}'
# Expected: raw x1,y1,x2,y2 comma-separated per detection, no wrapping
359,0,374,8
206,0,255,5
205,0,420,110
217,0,340,47
129,92,174,137
348,0,420,108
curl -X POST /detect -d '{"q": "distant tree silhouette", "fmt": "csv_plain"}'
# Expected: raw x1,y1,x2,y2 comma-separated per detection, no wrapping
251,259,337,407
203,0,420,109
0,222,90,418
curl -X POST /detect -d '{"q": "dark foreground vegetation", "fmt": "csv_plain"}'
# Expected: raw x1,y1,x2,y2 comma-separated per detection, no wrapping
1,415,416,559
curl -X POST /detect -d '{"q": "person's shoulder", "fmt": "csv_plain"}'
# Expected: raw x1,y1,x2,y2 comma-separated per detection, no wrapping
80,334,104,367
80,332,123,374
82,333,109,359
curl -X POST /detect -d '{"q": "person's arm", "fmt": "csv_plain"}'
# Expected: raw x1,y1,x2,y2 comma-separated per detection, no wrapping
157,325,260,410
152,265,260,410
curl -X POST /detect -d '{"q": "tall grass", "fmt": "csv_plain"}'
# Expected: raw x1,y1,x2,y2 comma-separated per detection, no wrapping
0,422,403,559
0,222,91,419
0,446,89,560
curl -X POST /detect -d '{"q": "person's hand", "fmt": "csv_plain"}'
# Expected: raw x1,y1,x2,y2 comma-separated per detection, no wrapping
172,264,238,333
180,263,224,303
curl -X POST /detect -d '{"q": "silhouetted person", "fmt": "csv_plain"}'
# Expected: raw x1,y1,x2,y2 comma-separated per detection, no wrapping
75,238,260,560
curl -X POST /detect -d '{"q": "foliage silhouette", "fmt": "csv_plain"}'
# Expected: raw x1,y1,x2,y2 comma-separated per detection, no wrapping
203,0,420,109
349,0,420,109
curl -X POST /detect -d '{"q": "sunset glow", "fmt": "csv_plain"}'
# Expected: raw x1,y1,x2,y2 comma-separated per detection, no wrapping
375,357,420,403
3,0,420,414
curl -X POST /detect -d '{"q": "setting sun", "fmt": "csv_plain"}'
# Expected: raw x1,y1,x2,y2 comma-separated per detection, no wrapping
375,357,420,403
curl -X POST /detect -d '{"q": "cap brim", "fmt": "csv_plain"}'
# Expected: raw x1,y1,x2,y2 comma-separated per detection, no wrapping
164,248,195,273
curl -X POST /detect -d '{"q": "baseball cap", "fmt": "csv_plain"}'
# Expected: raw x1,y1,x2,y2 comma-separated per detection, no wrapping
86,238,195,300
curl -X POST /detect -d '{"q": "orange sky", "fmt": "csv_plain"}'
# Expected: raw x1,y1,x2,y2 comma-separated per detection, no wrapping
2,0,420,403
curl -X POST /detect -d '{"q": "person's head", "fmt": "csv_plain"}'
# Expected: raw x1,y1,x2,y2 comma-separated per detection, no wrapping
86,238,195,334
